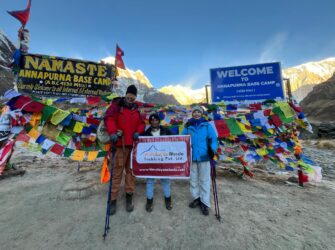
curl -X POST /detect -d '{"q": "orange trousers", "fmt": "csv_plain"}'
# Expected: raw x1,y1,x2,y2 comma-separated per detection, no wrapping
111,147,135,200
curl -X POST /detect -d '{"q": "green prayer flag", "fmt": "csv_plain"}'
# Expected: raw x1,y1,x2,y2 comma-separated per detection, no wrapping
56,132,72,146
41,106,57,123
225,118,243,136
272,107,295,124
97,151,107,158
63,148,74,157
25,125,33,133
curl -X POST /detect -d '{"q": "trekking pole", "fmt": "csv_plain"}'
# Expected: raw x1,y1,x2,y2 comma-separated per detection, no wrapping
103,143,117,240
210,159,221,221
211,163,219,220
211,165,218,217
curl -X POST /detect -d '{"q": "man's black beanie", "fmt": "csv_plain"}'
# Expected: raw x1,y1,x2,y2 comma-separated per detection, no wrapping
126,84,137,96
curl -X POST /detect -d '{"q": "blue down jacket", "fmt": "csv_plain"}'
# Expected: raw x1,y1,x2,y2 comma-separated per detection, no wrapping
182,119,218,162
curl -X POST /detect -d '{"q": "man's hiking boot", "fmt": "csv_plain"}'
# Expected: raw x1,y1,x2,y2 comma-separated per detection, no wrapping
189,197,200,208
200,202,209,216
146,198,153,212
109,200,117,216
126,193,134,212
165,196,172,210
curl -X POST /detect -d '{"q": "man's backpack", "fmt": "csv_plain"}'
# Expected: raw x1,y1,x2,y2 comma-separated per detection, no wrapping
97,120,110,144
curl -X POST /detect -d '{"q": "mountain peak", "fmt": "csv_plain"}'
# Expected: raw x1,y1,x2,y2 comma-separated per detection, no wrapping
101,56,153,89
159,85,206,105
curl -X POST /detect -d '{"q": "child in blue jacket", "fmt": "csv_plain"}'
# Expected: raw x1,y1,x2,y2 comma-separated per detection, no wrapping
182,106,218,215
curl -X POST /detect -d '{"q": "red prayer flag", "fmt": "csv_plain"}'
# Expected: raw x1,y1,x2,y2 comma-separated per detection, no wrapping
86,118,100,126
214,120,231,138
249,103,262,111
263,109,272,116
16,132,30,142
50,143,65,155
7,0,32,27
0,140,15,175
275,147,285,153
289,102,302,113
269,114,283,127
240,145,249,152
13,96,45,112
86,96,101,105
115,44,125,69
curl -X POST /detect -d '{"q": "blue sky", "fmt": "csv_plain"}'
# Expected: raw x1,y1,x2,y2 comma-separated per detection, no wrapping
1,0,335,89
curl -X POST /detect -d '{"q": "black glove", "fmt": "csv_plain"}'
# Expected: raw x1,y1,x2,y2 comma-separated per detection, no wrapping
133,132,139,140
110,134,118,143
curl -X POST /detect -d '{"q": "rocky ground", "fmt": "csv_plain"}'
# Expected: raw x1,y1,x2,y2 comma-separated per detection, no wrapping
0,141,334,250
302,140,335,181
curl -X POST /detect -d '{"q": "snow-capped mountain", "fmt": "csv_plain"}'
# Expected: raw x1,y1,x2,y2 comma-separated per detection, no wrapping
159,85,206,104
283,58,335,101
0,30,16,94
101,57,179,105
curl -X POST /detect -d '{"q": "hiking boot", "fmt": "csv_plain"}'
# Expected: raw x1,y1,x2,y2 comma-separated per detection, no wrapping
126,193,134,212
165,196,172,210
109,200,117,216
146,198,153,212
200,202,209,216
189,198,200,208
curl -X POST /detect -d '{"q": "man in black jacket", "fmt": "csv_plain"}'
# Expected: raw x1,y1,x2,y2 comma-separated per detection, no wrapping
143,113,173,212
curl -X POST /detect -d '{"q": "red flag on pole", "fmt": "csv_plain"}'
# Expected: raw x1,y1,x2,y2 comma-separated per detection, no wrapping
115,44,125,69
7,0,32,27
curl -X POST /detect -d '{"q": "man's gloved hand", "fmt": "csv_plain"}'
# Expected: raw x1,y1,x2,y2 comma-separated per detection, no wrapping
133,132,139,140
110,134,118,143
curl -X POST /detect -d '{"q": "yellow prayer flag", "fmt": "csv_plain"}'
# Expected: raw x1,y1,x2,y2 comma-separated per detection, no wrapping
73,122,85,133
29,112,42,127
161,120,167,125
106,93,118,100
50,109,70,125
45,99,54,106
278,162,285,169
69,108,79,113
71,150,85,161
28,128,40,139
268,129,275,134
179,125,184,134
87,151,99,161
277,102,295,118
237,121,252,133
256,147,268,156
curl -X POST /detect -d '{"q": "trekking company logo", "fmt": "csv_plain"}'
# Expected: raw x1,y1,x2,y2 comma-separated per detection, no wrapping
136,141,187,164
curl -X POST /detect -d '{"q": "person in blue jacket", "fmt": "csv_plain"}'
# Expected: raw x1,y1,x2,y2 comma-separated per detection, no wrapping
182,105,218,216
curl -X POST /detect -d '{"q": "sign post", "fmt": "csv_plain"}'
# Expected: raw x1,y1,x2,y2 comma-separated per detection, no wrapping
17,54,116,97
210,62,284,102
